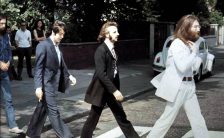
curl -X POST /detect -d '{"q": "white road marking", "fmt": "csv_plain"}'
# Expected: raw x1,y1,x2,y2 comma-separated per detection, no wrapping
182,130,224,138
96,126,151,138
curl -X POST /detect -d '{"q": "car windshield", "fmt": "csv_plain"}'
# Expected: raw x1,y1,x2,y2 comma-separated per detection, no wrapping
166,40,172,48
162,39,173,64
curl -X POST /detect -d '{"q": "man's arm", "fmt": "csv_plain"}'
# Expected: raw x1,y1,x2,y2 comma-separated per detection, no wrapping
28,31,32,46
0,35,12,71
94,48,117,93
14,31,19,48
61,56,77,86
34,43,46,101
171,39,197,73
34,43,45,89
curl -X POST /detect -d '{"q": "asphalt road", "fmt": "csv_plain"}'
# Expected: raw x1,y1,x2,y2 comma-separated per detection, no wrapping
40,46,224,138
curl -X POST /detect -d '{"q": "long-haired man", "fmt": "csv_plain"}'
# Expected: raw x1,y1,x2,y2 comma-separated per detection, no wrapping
147,15,209,138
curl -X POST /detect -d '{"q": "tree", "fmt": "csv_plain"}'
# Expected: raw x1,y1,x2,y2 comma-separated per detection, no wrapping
155,0,210,22
1,0,217,42
216,0,224,15
209,10,224,25
0,0,55,30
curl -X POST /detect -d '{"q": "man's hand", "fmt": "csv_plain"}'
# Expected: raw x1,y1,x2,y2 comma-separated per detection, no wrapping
69,75,76,86
187,41,197,54
35,88,43,102
113,90,124,102
0,61,10,71
10,46,16,50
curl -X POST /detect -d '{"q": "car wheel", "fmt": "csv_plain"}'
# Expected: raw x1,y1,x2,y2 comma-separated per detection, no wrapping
194,65,202,82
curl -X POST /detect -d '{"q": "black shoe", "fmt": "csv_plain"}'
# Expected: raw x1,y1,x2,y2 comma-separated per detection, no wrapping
28,75,34,78
17,76,22,80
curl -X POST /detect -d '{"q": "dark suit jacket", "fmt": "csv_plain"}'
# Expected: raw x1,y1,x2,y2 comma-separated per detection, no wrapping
34,38,70,94
84,42,120,106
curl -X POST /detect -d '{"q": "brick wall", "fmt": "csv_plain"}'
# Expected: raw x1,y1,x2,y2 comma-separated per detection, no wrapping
60,39,148,69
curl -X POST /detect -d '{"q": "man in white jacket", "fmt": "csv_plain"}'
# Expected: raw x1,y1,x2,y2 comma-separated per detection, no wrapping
147,15,209,138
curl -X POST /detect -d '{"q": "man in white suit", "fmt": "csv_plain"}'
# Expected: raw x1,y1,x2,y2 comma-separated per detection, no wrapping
147,15,209,138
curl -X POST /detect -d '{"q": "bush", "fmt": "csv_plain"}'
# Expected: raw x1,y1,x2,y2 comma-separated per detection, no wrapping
209,10,224,25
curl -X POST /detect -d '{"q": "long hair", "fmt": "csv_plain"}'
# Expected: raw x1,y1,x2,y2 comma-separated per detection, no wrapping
0,13,7,35
97,21,118,42
174,15,199,44
33,19,45,31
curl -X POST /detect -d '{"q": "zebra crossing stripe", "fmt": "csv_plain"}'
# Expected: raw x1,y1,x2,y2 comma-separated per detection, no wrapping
96,126,151,138
97,126,224,138
182,130,224,138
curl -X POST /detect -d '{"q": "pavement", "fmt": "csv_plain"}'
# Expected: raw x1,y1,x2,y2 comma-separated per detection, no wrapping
1,44,223,138
0,58,155,138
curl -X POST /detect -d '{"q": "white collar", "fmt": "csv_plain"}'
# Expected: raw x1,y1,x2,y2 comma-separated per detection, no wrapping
104,39,114,51
49,35,57,46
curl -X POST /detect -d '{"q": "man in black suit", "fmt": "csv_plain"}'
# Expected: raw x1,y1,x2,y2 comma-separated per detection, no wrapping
81,21,140,138
26,20,76,138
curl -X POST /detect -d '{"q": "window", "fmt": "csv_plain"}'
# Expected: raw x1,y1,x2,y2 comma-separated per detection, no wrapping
166,40,173,48
199,42,205,51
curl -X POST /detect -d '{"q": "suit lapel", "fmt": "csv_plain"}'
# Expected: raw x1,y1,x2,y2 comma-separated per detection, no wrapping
47,38,60,65
103,42,117,60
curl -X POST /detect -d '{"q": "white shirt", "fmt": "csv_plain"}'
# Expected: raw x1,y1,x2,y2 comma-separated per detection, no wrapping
15,29,31,48
104,39,117,77
50,36,61,65
104,39,115,56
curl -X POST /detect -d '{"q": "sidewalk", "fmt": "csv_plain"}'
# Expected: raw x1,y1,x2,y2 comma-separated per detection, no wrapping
0,58,155,137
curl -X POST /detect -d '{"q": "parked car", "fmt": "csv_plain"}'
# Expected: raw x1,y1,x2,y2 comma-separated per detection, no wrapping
152,36,215,82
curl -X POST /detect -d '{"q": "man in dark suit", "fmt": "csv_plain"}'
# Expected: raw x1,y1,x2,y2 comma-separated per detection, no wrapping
81,21,140,138
26,20,76,138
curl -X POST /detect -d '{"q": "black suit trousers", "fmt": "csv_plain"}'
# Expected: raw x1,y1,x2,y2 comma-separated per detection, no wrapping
81,93,140,138
26,95,73,138
17,47,32,76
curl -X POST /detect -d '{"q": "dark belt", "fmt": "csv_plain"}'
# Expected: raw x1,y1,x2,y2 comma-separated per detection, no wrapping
183,77,193,81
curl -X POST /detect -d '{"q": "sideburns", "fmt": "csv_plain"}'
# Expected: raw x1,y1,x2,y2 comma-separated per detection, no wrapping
109,35,112,41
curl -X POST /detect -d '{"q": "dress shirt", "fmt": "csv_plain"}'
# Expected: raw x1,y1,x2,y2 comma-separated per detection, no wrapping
104,40,117,77
15,29,31,48
49,36,61,65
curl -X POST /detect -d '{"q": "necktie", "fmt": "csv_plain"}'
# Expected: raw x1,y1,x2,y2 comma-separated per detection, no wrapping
111,48,117,77
55,46,61,65
111,48,117,60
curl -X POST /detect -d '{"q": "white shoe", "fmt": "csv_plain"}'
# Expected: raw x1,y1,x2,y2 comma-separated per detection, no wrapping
8,127,24,133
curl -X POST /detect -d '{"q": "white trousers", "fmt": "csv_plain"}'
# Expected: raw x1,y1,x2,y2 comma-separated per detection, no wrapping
147,81,209,138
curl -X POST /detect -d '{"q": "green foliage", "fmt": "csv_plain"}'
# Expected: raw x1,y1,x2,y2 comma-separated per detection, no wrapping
216,0,224,15
2,0,222,42
141,0,160,22
209,10,224,25
197,0,210,18
1,0,54,30
0,0,20,27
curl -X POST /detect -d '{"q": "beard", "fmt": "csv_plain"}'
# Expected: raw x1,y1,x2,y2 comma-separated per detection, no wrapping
0,27,6,35
109,35,118,43
188,30,200,42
